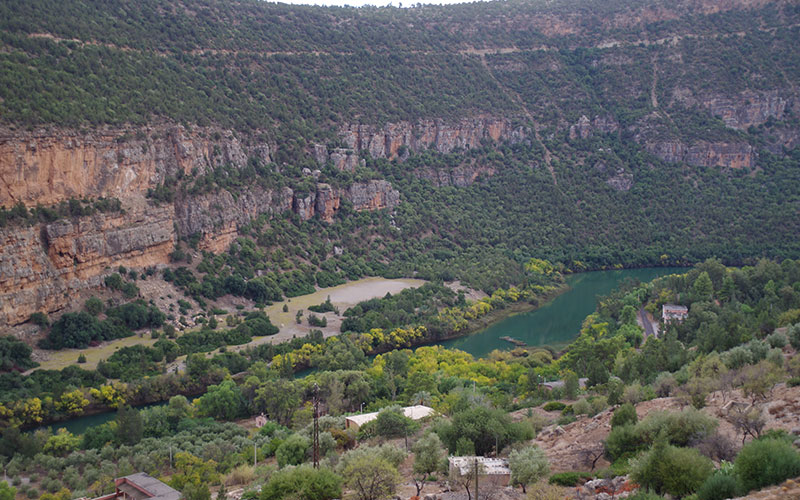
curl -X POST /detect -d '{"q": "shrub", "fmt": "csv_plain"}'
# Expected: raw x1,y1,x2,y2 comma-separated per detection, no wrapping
542,402,566,412
766,332,787,349
696,472,740,500
787,376,800,387
307,314,327,327
275,434,310,467
29,311,50,327
734,438,800,492
788,323,800,350
375,406,418,438
631,442,713,497
572,399,591,416
261,465,341,500
85,296,104,316
610,403,637,429
604,424,645,461
635,408,717,447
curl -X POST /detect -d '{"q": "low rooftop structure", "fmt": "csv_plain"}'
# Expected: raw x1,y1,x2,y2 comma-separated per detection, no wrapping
662,304,689,323
91,473,180,500
344,404,435,430
448,456,511,486
541,377,588,391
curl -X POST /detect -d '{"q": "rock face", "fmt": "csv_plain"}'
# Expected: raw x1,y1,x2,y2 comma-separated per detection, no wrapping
313,144,363,172
645,140,755,168
569,115,619,140
416,164,496,187
283,180,399,223
675,89,797,130
0,205,175,326
0,177,399,326
339,116,526,159
174,186,295,253
0,123,405,327
0,125,272,208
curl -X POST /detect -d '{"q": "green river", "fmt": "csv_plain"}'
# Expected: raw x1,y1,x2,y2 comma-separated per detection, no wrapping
438,267,686,358
43,266,684,434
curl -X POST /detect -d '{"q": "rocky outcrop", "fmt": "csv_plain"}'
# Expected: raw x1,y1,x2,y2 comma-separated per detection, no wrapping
0,176,399,326
673,89,796,130
644,140,754,168
284,180,400,223
416,164,496,187
0,125,272,207
313,144,363,172
174,186,294,252
0,205,175,326
569,115,620,140
345,180,400,212
339,116,527,159
595,162,633,191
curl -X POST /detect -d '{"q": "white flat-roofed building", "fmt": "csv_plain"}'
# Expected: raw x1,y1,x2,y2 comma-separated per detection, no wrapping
344,404,435,430
448,456,511,486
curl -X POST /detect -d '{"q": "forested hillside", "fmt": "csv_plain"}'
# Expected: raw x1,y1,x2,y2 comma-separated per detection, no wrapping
1,0,799,328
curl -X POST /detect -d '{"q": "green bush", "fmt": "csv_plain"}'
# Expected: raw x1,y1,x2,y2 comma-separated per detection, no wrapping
604,424,645,461
734,438,800,492
261,465,342,500
543,401,566,412
276,434,311,467
696,472,740,500
635,409,717,447
375,406,418,438
631,442,713,497
765,332,787,349
611,403,638,429
788,323,800,350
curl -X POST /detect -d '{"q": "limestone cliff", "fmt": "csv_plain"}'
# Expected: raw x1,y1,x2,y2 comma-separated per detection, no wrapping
174,186,294,253
0,205,174,326
0,176,400,326
569,115,620,140
644,140,755,169
673,89,798,131
0,125,271,208
416,163,496,187
0,123,405,327
338,116,527,160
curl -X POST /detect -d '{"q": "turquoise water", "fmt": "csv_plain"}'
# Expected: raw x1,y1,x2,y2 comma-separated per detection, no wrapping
41,397,197,435
437,267,685,358
41,267,684,434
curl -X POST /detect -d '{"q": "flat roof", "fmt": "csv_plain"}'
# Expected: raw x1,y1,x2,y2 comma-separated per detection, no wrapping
345,405,435,426
449,456,511,476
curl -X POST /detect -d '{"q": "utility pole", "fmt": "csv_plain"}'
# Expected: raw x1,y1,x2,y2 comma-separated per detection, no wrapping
474,458,479,500
312,383,320,469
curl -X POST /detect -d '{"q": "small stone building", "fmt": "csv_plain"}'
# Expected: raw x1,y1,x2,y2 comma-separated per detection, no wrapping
448,456,511,486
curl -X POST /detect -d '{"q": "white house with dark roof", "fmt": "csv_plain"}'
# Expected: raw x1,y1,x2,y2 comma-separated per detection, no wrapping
662,304,688,323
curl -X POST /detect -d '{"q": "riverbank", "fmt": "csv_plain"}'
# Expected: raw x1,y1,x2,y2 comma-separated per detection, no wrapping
22,268,682,432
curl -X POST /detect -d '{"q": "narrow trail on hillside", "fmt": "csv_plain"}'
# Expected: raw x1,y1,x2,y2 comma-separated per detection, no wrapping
475,52,558,186
651,59,660,109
